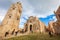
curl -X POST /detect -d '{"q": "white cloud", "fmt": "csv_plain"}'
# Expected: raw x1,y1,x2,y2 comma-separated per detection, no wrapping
0,16,4,22
28,0,60,15
0,0,60,28
0,0,60,18
0,8,7,15
19,16,28,28
16,0,60,18
0,8,7,23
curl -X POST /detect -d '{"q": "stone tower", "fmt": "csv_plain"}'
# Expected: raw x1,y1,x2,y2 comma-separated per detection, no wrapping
53,6,60,34
48,6,60,34
54,6,60,21
0,2,22,36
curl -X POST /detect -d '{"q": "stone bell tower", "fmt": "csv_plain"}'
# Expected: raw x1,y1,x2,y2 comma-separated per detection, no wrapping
54,6,60,21
48,6,60,34
0,2,22,36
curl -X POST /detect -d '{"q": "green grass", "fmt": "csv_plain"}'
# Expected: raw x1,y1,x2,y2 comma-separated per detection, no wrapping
5,33,60,40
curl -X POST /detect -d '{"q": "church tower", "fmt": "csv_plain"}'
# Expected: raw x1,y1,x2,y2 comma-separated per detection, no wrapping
0,2,22,36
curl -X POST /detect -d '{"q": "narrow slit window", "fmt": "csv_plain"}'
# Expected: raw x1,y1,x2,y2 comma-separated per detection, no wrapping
13,7,15,10
8,14,12,18
17,17,20,20
9,15,11,18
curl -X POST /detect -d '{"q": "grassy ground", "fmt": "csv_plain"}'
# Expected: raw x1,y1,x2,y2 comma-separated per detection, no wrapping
4,33,60,40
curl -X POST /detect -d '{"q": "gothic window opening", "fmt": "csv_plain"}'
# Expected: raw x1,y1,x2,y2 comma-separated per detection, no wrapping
5,31,9,37
11,29,15,35
30,25,32,31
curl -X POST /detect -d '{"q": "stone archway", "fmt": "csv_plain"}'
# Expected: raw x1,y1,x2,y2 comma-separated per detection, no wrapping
30,25,32,32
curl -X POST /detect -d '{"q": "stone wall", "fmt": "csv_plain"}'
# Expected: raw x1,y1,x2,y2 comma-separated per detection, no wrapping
24,16,46,33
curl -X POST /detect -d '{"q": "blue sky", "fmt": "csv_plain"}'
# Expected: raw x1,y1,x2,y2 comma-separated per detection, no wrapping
39,14,56,26
0,0,60,28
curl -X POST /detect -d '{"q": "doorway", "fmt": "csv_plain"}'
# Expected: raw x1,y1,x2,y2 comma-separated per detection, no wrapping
30,25,32,31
